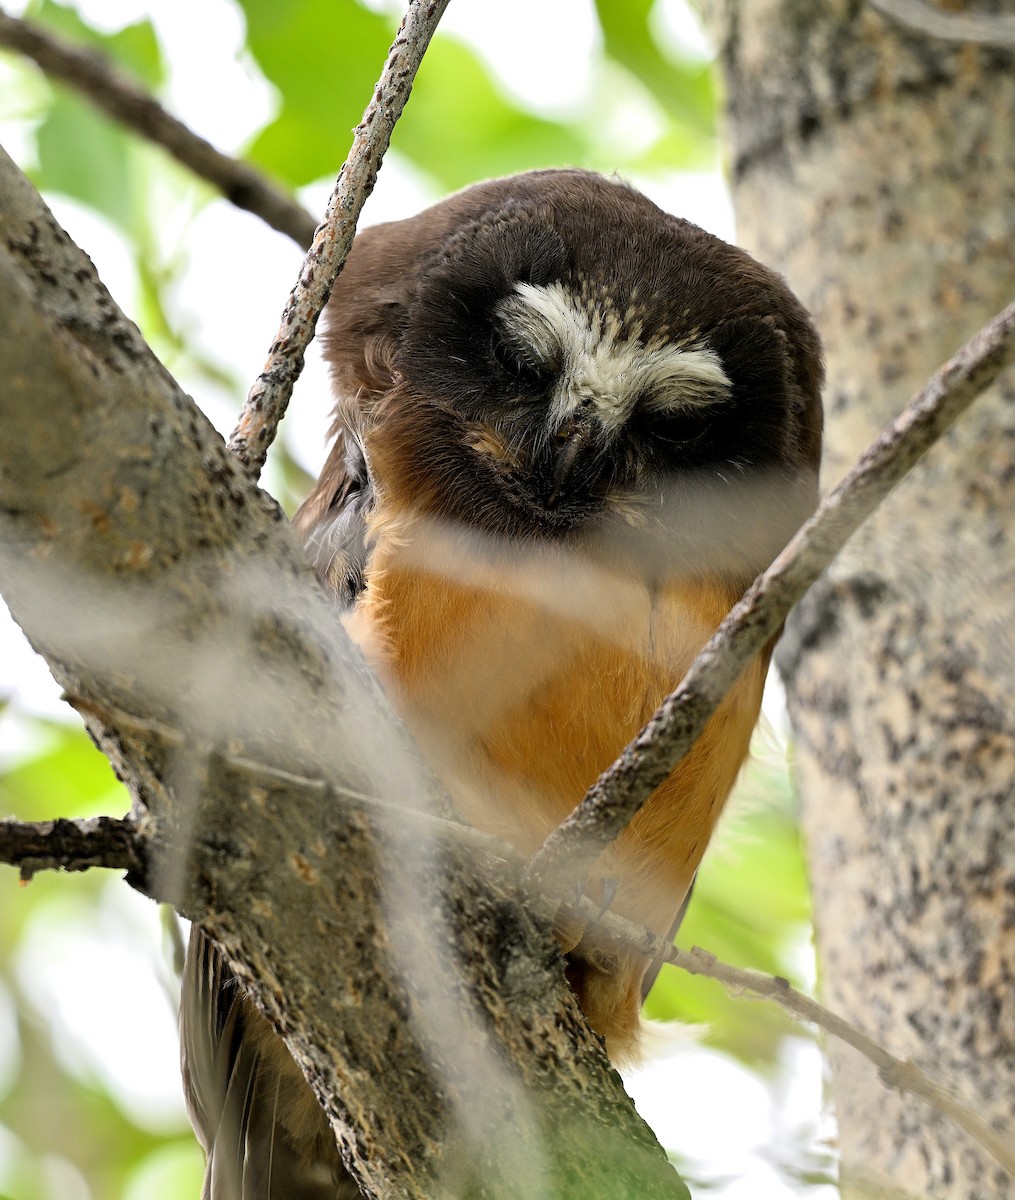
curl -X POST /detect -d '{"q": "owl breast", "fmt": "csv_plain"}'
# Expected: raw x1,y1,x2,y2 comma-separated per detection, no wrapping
343,508,766,1057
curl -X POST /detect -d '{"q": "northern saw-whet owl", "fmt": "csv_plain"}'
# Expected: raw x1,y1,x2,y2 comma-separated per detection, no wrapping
181,167,823,1199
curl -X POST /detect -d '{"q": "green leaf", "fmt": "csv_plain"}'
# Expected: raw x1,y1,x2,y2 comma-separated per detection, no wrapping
642,758,816,1065
594,0,715,137
0,720,126,821
393,37,586,190
33,88,135,227
240,0,394,186
617,124,715,173
0,1000,185,1200
241,0,585,190
27,0,164,87
0,868,102,958
25,0,165,229
122,1141,205,1200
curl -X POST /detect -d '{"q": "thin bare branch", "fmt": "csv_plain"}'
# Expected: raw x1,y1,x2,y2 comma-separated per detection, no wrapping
0,814,142,879
228,0,451,479
869,0,1015,49
0,8,317,247
525,300,1015,897
559,896,1015,1182
669,947,1015,1181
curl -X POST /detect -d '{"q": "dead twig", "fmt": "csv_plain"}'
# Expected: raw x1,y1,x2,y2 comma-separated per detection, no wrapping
7,699,1009,1178
0,814,142,879
669,947,1015,1180
557,896,1015,1181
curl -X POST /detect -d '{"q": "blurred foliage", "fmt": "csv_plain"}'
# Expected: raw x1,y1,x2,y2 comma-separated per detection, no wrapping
594,0,714,136
0,722,202,1200
0,1,828,1197
28,0,163,229
240,0,393,184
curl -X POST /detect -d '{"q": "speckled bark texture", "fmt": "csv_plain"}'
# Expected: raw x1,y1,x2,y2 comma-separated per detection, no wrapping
0,146,688,1198
703,3,1015,1196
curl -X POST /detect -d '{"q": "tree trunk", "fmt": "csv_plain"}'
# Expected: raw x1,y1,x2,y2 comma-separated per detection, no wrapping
704,3,1015,1196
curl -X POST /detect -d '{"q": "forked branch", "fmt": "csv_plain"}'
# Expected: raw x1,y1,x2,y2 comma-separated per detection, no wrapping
4,776,1010,1182
574,896,1015,1181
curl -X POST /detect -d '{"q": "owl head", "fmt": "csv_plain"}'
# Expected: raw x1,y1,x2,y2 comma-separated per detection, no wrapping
303,169,823,587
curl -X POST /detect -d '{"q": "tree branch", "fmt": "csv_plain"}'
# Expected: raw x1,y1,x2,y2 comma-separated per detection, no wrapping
561,901,1015,1182
14,671,1012,1182
868,0,1015,49
0,814,142,879
227,0,451,479
670,949,1015,1182
526,301,1015,898
0,7,317,247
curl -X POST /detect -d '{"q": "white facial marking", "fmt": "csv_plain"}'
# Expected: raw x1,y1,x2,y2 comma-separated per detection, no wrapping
496,281,731,434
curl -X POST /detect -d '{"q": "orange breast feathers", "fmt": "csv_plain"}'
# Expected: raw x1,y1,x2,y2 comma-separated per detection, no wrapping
342,499,767,1060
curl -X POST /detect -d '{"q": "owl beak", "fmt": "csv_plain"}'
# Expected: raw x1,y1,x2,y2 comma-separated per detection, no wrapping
546,416,598,507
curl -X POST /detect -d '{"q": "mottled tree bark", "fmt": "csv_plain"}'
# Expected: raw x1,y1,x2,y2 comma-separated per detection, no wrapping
704,3,1015,1196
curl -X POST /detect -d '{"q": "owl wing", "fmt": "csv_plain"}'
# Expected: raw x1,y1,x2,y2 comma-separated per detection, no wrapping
290,207,453,602
639,874,696,1002
293,429,371,607
180,928,358,1200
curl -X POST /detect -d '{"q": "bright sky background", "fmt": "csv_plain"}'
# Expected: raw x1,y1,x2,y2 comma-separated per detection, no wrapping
0,3,836,1196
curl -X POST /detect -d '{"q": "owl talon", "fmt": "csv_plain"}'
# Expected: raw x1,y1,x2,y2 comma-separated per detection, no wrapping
553,910,585,955
552,876,620,953
589,876,619,926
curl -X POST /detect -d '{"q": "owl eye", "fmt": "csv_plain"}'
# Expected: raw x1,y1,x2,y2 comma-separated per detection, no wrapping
642,409,709,445
491,333,556,392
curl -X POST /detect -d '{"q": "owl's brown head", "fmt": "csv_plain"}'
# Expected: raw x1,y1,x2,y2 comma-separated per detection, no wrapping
301,169,823,592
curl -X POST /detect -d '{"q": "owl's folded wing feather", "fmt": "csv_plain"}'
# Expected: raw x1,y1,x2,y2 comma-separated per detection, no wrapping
294,430,371,607
180,928,358,1200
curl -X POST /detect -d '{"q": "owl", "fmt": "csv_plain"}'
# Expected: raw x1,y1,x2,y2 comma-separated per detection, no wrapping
182,168,823,1198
